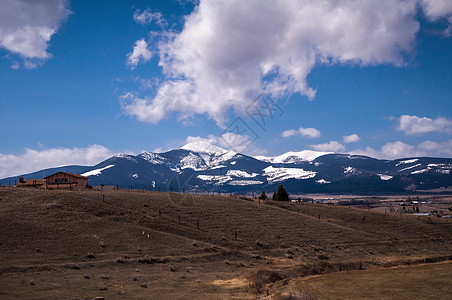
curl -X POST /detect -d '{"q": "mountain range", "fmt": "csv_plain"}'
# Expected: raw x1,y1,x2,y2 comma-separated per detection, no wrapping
2,141,452,194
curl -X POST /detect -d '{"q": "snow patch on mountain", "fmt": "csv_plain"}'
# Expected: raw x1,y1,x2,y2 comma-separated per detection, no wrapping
255,150,331,163
316,179,330,184
398,163,421,172
226,170,258,178
411,169,428,175
263,166,316,183
139,152,166,164
81,165,115,177
211,165,227,170
228,180,264,186
179,152,208,171
178,142,238,171
209,151,237,166
395,159,419,166
115,154,138,163
377,174,393,180
344,166,360,175
436,169,450,174
197,174,232,185
428,163,452,169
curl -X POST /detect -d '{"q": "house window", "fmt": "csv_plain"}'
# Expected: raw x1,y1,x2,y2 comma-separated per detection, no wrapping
55,179,60,183
62,178,68,183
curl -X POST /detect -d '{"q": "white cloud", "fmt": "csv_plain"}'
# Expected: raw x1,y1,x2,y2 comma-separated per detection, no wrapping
24,60,40,69
0,145,115,178
351,140,452,159
310,141,345,152
182,134,266,156
0,0,70,63
381,141,417,158
421,0,452,36
122,0,452,125
397,115,452,135
417,140,452,157
282,126,321,138
127,39,153,69
343,134,360,143
133,9,166,27
185,135,217,145
350,146,379,158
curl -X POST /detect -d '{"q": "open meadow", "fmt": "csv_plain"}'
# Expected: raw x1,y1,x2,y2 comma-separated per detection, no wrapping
0,187,451,299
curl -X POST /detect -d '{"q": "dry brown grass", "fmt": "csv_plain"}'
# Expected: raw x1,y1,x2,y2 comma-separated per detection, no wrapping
275,261,452,300
0,187,451,299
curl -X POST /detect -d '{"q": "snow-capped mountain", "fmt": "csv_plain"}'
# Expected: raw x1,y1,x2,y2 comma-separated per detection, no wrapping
2,142,452,194
255,150,332,164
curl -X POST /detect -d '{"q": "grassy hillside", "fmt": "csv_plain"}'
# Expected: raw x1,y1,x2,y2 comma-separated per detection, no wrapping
0,188,451,299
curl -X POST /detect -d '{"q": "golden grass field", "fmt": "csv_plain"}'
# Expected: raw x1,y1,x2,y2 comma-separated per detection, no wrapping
0,187,451,299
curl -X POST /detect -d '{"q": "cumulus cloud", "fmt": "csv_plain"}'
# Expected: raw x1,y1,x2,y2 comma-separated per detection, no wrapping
343,134,361,143
182,133,265,155
310,141,345,152
184,135,217,146
421,0,452,36
351,140,452,159
127,39,153,69
282,126,321,138
122,0,452,125
397,115,452,135
0,0,70,63
133,9,166,27
0,145,115,178
381,141,417,158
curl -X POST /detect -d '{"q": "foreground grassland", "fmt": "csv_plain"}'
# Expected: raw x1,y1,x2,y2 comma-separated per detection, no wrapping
0,188,451,299
274,261,452,300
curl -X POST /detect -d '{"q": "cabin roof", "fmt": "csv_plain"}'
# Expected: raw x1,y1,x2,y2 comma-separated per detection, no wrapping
44,172,89,179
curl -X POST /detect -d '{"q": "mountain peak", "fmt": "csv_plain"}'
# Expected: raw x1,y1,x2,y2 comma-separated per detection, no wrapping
179,141,228,154
255,150,332,163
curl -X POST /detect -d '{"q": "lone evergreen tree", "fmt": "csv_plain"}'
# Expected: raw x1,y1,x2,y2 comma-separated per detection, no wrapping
258,191,268,200
274,184,289,201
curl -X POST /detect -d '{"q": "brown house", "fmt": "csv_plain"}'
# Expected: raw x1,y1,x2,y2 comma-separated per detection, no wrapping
44,172,89,190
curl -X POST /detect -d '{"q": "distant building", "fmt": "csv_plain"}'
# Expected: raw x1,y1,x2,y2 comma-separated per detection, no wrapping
44,172,89,190
15,177,46,188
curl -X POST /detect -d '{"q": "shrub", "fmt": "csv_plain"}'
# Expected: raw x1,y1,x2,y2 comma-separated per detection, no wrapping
249,269,285,293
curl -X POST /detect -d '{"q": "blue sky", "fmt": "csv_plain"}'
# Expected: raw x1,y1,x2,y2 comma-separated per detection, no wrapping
1,0,452,178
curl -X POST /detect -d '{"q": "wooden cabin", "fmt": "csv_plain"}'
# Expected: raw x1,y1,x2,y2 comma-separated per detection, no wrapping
44,172,89,190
